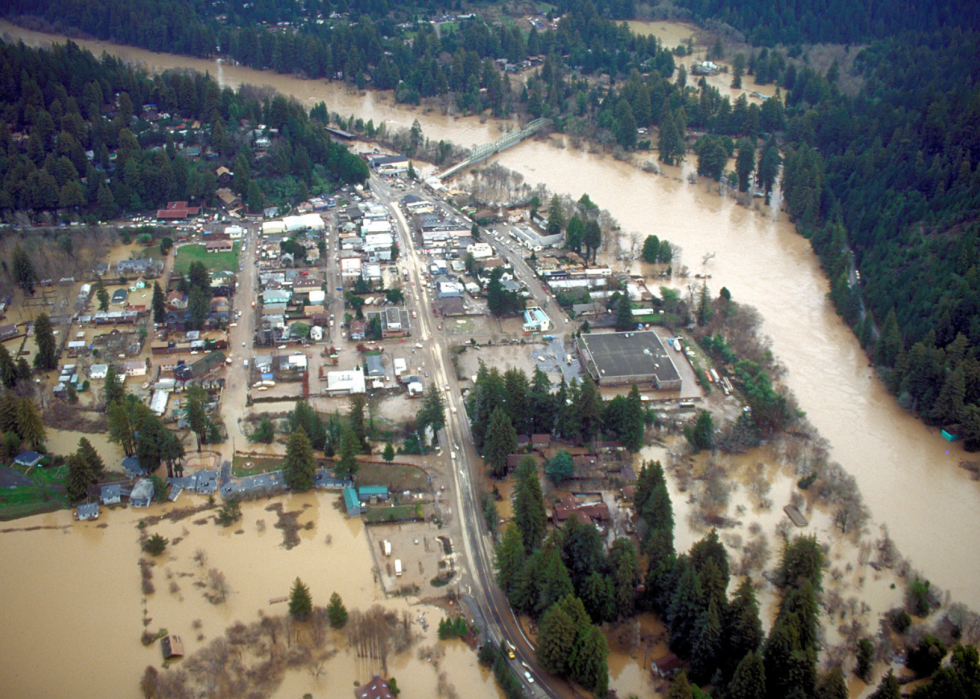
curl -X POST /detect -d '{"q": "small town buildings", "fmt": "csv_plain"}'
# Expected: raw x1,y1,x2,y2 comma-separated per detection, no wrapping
327,371,366,395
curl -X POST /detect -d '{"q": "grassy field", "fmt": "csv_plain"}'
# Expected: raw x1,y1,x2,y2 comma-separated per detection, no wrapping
174,242,240,275
232,455,282,478
0,466,69,520
362,503,424,524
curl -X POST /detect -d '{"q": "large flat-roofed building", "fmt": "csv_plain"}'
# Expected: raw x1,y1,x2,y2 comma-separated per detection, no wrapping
577,331,682,389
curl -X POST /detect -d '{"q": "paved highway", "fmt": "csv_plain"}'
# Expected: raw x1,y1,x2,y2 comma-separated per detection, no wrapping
371,175,584,699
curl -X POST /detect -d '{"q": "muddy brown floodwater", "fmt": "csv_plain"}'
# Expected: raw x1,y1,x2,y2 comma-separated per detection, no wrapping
0,492,502,699
3,15,980,690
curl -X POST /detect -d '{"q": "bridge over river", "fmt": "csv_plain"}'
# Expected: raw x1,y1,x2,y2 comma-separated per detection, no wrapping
437,118,549,180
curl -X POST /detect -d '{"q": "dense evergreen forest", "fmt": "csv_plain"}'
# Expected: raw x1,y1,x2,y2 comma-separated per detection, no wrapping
0,39,367,219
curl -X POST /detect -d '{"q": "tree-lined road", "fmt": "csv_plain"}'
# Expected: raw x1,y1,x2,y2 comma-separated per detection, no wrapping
371,174,580,699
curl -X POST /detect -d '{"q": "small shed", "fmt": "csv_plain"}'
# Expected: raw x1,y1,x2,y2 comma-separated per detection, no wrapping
13,450,44,469
343,487,361,517
75,502,100,521
161,634,184,659
100,484,122,505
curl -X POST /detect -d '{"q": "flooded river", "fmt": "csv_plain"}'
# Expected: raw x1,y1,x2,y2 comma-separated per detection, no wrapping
2,17,979,694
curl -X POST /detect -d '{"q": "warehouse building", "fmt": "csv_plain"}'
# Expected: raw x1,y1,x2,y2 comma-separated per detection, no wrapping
577,331,682,389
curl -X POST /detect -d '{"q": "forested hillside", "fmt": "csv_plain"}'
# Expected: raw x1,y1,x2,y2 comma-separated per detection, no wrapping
679,0,980,45
4,0,980,438
0,39,367,219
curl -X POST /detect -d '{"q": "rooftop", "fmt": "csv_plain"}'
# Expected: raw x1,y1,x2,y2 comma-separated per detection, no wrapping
578,331,681,388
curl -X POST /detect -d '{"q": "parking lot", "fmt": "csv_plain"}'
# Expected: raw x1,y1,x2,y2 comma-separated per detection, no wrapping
365,520,458,596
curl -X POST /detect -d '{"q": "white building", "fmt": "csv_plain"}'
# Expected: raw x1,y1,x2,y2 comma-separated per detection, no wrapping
326,370,366,395
89,364,109,379
340,257,363,279
308,289,326,304
466,242,494,259
362,219,392,235
310,326,324,341
150,390,169,416
123,361,147,377
262,220,286,235
225,225,245,238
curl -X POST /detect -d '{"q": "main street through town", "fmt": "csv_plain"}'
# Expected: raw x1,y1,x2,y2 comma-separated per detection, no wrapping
371,174,585,699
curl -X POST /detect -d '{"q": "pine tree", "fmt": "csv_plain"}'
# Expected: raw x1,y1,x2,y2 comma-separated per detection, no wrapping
513,457,547,553
868,671,900,699
667,671,694,699
691,596,722,683
622,383,645,451
817,667,848,699
608,537,639,619
724,578,764,678
103,365,125,406
32,313,58,370
570,623,610,696
16,398,45,450
494,524,526,598
151,282,166,324
77,437,105,478
185,385,209,451
107,400,135,455
334,428,359,479
729,651,767,699
0,345,16,388
667,563,703,656
12,244,38,294
615,295,635,331
577,376,603,443
382,441,395,463
484,407,517,478
288,577,313,620
536,601,578,675
95,276,109,312
535,543,575,614
326,591,348,628
284,427,315,491
66,453,96,502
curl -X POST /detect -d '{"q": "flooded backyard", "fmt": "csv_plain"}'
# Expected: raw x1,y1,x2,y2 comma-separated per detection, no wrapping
0,491,501,699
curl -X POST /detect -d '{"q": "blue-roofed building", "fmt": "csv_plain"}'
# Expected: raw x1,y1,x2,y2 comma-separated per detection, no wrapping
343,487,361,517
358,485,389,503
13,450,44,469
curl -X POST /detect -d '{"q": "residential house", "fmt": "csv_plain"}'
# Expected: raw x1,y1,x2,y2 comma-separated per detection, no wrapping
130,478,155,507
100,484,122,505
13,451,44,469
75,502,100,521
